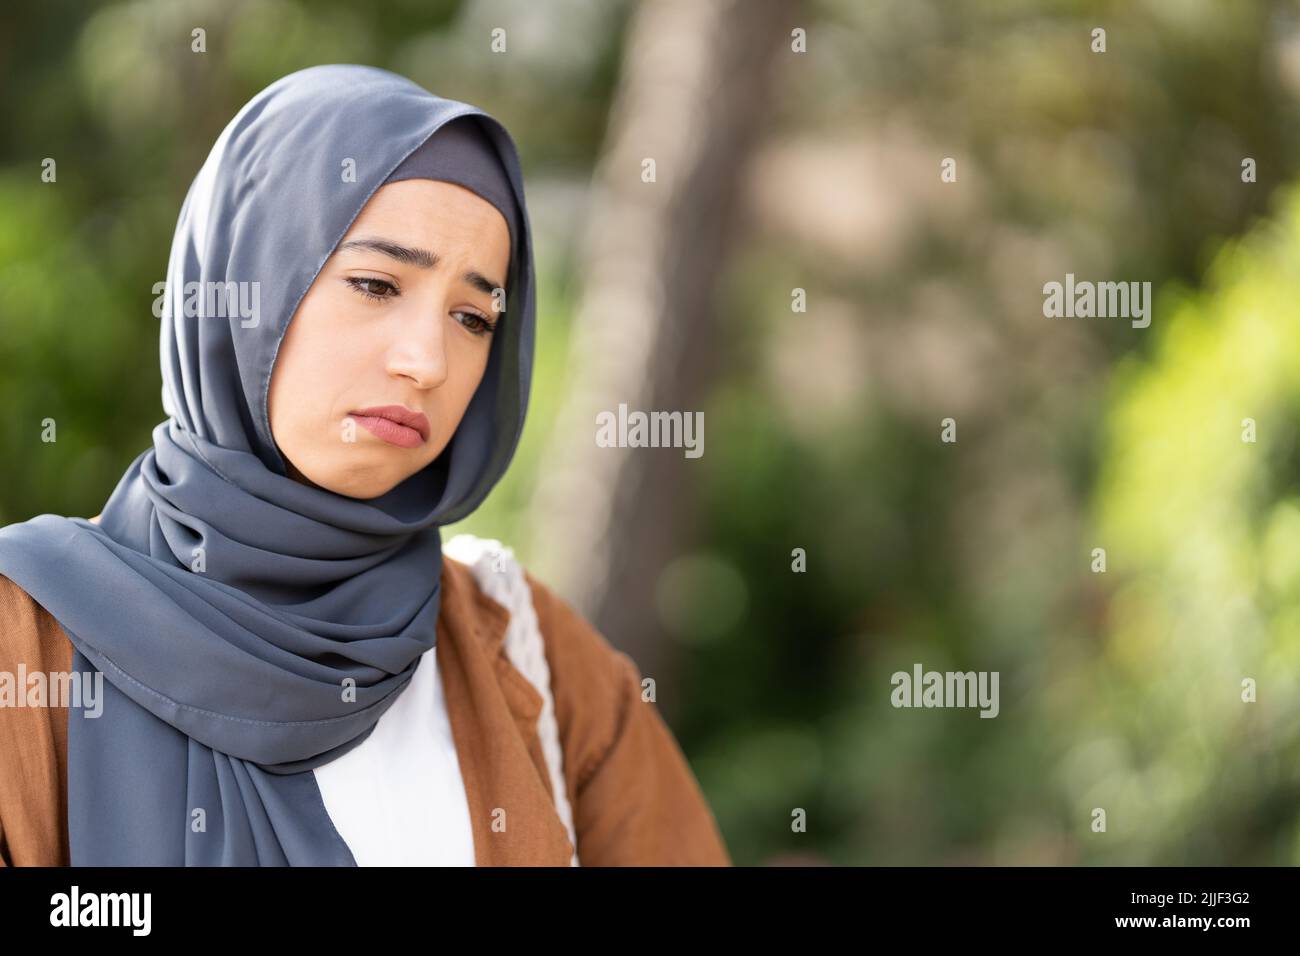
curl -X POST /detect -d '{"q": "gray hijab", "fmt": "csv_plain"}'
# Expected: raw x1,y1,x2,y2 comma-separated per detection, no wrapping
0,64,535,864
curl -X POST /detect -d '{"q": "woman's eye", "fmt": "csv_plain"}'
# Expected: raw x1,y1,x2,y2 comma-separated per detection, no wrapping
455,311,498,337
344,276,398,300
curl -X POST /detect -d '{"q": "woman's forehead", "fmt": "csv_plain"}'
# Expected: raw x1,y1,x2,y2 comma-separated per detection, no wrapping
340,181,512,285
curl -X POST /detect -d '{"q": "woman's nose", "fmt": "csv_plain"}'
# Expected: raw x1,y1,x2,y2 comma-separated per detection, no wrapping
386,307,450,389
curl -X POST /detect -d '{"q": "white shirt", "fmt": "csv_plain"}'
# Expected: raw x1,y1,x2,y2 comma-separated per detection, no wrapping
312,644,477,866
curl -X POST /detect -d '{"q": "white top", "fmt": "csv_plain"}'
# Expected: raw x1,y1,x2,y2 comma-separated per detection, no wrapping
312,643,477,866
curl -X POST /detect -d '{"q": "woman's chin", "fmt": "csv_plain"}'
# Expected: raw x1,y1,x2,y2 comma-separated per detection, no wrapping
301,457,418,500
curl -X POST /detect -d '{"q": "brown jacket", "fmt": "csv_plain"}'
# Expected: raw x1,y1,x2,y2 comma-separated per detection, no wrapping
0,529,730,867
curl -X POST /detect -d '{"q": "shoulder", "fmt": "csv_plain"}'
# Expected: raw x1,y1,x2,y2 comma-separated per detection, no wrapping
441,533,625,677
1,512,97,664
522,569,633,698
518,562,732,865
441,535,640,788
439,537,732,864
0,575,72,675
443,535,633,709
0,575,74,866
522,568,643,783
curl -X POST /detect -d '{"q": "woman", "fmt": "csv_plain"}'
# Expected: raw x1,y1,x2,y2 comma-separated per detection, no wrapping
0,64,729,866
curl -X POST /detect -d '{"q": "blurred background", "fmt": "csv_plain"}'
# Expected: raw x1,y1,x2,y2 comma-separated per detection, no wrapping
4,0,1300,865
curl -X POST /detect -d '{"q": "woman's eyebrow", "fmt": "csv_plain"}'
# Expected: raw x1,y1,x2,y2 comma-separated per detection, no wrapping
336,236,504,294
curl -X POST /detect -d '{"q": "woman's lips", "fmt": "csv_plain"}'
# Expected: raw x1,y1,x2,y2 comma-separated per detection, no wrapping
348,405,430,449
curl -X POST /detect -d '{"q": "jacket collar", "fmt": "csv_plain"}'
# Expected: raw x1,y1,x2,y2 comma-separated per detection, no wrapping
436,554,573,865
442,551,511,656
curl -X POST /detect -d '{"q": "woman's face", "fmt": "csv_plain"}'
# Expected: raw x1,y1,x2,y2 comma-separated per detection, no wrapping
268,179,511,499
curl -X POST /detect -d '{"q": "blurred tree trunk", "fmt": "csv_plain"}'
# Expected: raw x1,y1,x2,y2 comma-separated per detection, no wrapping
526,0,795,700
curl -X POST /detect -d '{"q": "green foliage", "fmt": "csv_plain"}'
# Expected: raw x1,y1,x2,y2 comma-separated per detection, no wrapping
1086,184,1300,863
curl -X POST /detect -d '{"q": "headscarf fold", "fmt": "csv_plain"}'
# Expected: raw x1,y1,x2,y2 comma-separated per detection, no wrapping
0,64,535,865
